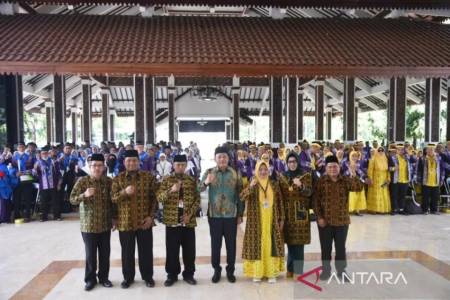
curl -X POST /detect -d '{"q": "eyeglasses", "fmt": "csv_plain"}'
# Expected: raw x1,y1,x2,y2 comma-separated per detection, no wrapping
287,160,297,164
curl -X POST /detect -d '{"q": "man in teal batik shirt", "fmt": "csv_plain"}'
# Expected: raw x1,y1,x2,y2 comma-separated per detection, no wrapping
200,146,243,284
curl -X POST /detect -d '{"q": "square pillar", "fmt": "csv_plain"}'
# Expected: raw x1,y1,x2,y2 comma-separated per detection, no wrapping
53,74,66,144
0,75,24,145
270,76,283,143
134,76,145,143
387,77,407,142
168,75,176,142
70,106,77,144
101,88,110,142
326,107,332,141
447,77,450,142
297,86,304,141
315,78,325,141
81,79,92,143
287,77,298,143
45,100,53,144
144,76,155,144
110,109,115,141
425,78,441,142
232,76,240,142
343,77,356,142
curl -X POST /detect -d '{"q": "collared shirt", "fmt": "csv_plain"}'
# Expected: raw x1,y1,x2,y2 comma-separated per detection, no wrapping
112,170,159,231
70,176,114,233
397,155,409,184
313,175,363,226
426,157,438,187
200,166,243,218
157,173,200,227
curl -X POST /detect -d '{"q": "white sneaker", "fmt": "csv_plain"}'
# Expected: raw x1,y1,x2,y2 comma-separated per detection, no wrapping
268,278,277,284
253,278,262,282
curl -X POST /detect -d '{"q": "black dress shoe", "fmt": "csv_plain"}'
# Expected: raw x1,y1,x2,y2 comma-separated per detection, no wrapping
183,277,197,285
319,271,331,281
164,278,177,287
145,278,155,288
84,281,96,291
121,279,134,289
212,270,221,283
99,279,113,287
226,273,236,283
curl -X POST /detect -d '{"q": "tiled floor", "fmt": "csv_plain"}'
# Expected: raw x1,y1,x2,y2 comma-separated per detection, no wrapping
1,195,449,300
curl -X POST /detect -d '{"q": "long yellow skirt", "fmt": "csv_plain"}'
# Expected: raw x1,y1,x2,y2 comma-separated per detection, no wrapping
349,190,367,212
367,183,391,213
243,202,284,279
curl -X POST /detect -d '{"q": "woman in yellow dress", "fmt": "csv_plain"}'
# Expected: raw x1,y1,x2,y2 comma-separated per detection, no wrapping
345,151,367,215
367,147,391,213
240,161,285,283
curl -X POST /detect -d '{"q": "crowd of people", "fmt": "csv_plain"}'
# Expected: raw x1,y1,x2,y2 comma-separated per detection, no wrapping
0,138,449,290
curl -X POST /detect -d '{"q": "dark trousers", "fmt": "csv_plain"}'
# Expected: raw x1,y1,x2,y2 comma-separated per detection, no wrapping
40,188,60,219
318,225,349,274
390,183,408,212
13,181,34,219
81,231,111,284
208,217,237,274
165,226,196,279
287,244,305,274
119,229,153,281
422,185,440,213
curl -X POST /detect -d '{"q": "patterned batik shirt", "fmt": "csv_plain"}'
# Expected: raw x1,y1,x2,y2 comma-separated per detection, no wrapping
313,175,363,226
112,170,159,231
157,173,200,227
70,175,114,233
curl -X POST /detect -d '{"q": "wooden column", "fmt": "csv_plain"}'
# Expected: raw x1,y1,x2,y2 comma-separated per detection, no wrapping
101,88,110,142
447,77,450,142
71,106,77,144
144,76,155,144
270,76,283,143
387,77,407,142
226,123,231,142
287,77,298,143
297,87,304,141
110,109,115,142
53,74,66,144
168,76,176,142
326,108,332,141
0,75,24,145
425,78,442,142
343,77,356,142
232,76,240,142
134,76,145,143
315,79,325,141
354,102,359,140
81,79,92,143
44,101,53,144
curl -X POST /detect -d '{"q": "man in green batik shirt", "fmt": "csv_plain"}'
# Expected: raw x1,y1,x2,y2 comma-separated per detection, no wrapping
199,146,244,284
70,153,116,291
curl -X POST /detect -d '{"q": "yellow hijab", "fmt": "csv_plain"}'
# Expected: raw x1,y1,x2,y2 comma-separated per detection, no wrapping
254,161,274,207
373,147,388,171
349,150,361,167
260,153,270,164
277,148,287,161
